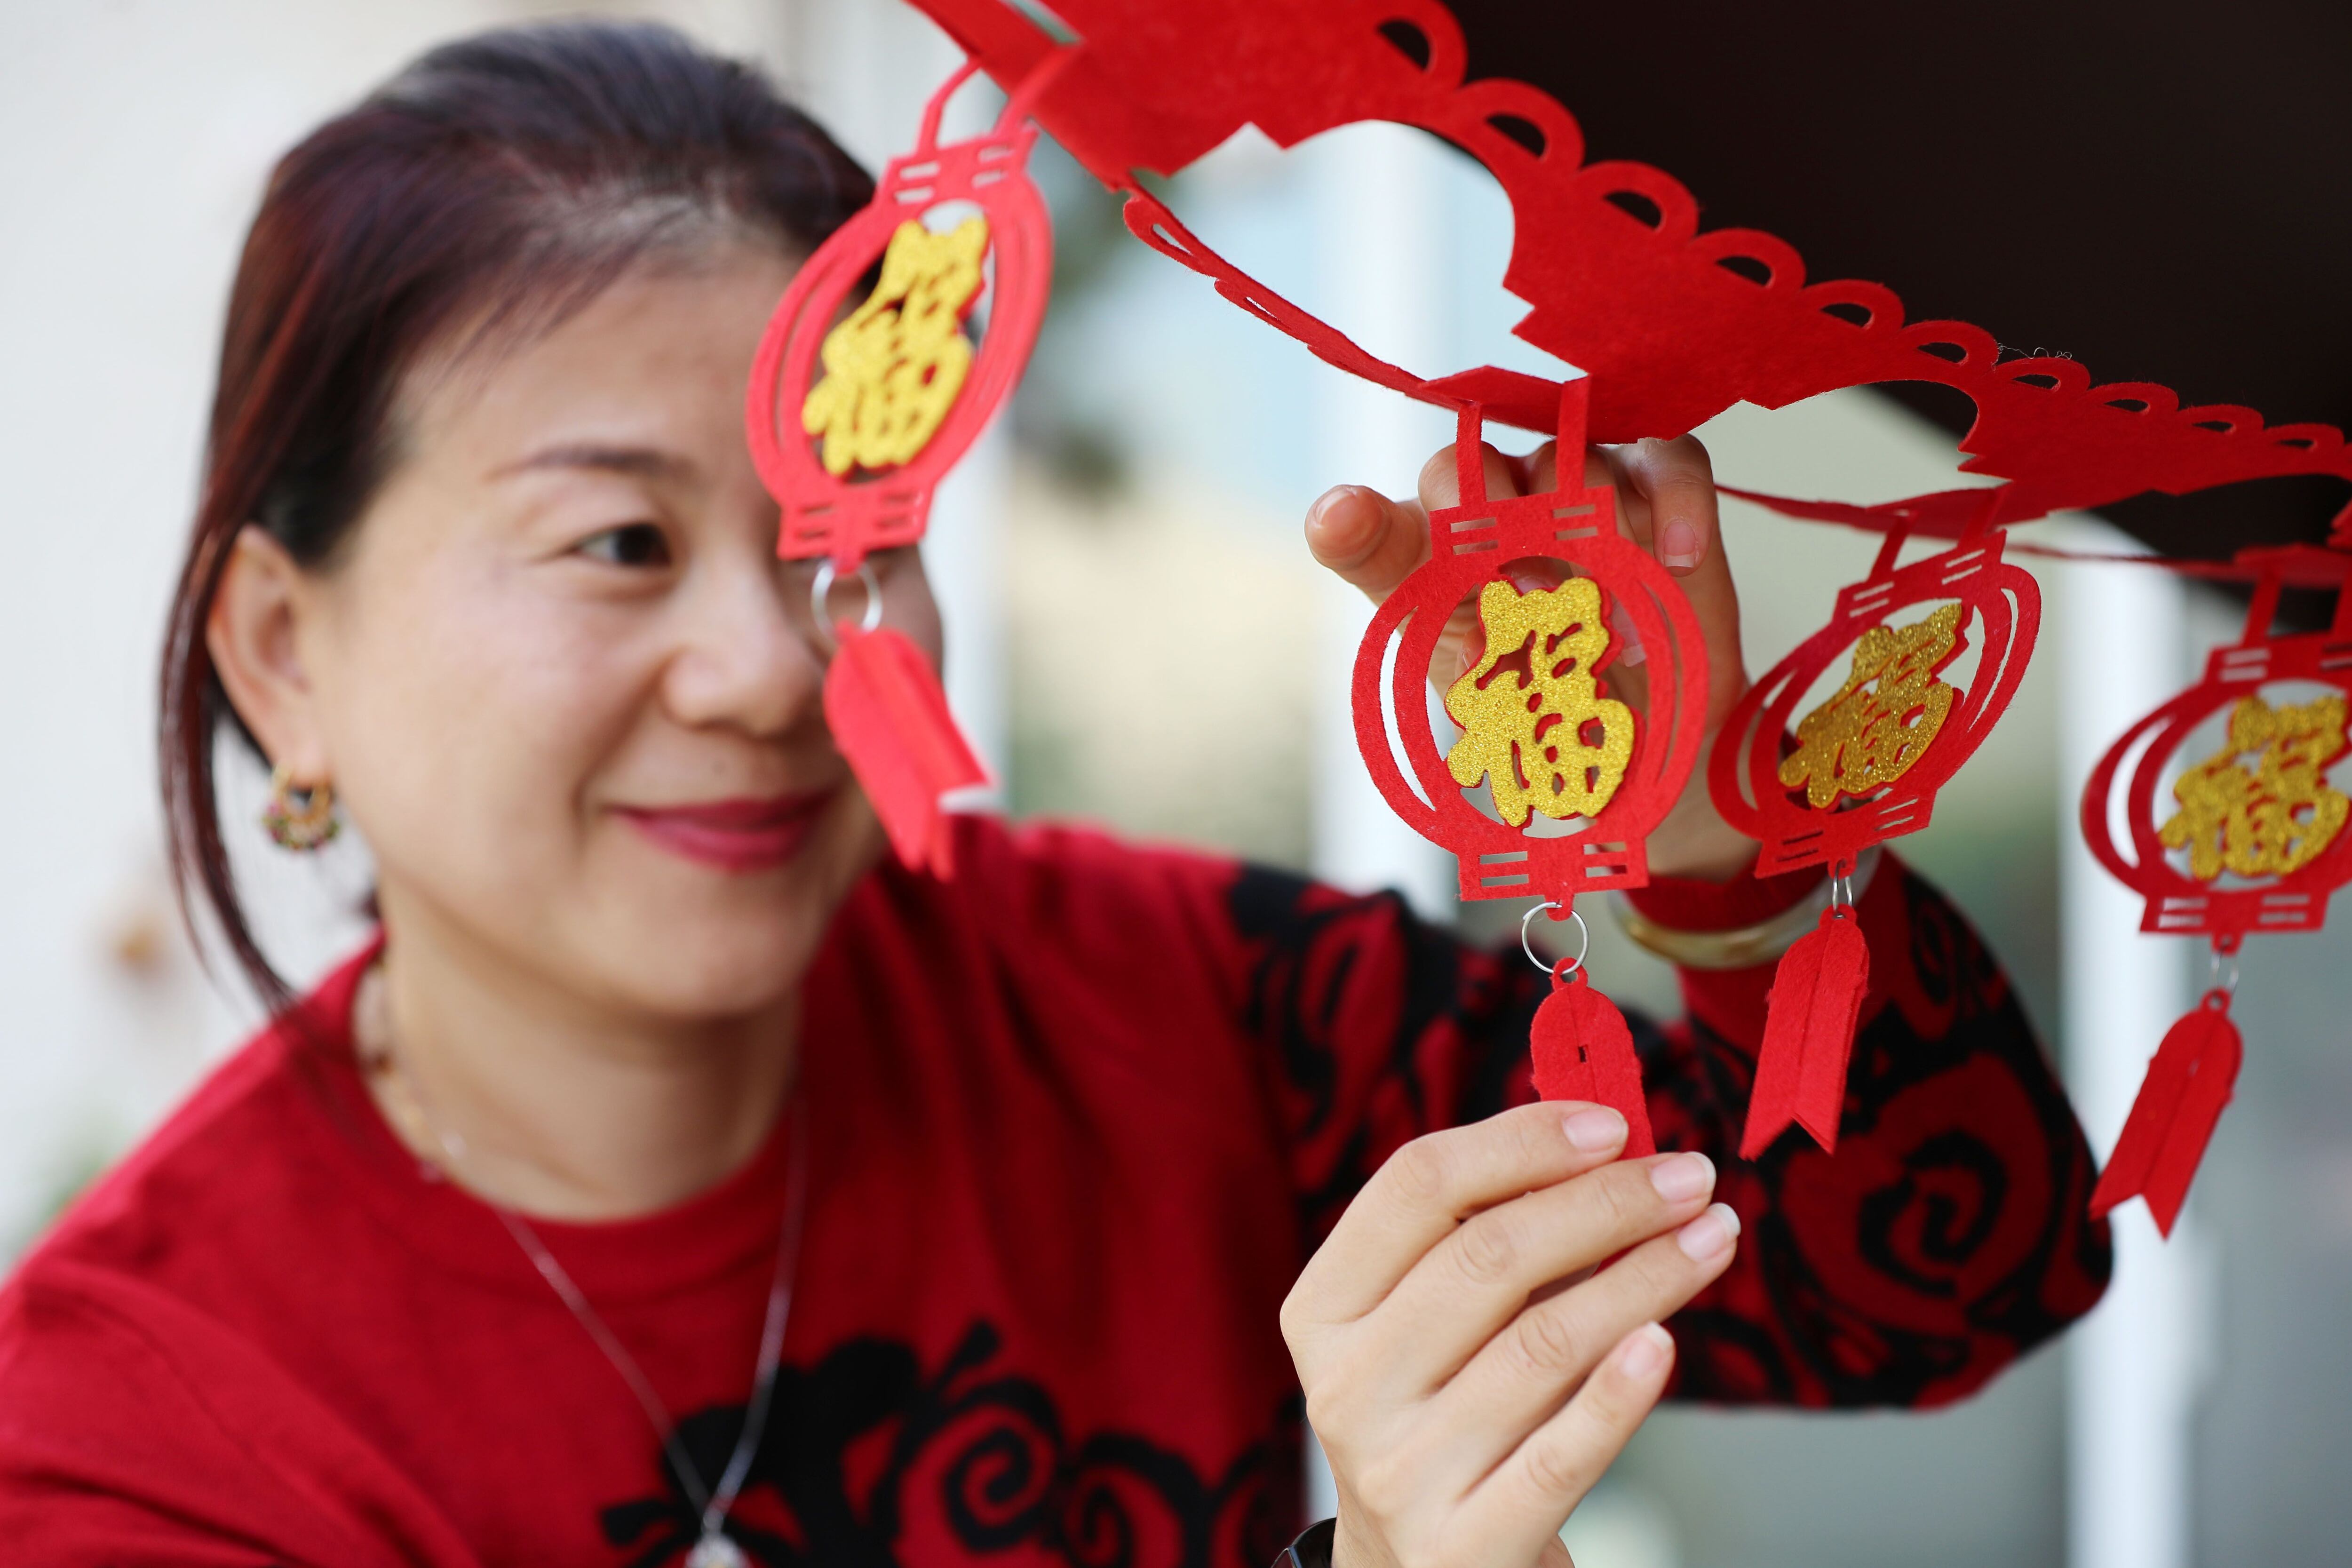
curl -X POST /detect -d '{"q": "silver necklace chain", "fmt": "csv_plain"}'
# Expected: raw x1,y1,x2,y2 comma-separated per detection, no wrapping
369,1024,808,1567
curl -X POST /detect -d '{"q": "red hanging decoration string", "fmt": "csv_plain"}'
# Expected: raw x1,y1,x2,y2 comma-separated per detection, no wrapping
913,0,2352,541
1716,484,2352,586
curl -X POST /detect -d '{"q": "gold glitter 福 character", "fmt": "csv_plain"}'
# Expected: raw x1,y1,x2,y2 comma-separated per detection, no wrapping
1444,577,1635,826
2159,692,2351,881
1778,602,1966,809
801,216,989,476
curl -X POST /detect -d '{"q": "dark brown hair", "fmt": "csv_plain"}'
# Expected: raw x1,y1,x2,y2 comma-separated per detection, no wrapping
159,21,872,1011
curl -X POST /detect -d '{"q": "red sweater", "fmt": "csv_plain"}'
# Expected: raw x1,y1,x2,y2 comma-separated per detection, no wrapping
0,819,2107,1566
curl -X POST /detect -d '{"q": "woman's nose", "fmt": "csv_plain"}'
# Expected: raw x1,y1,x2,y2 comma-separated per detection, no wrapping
658,545,824,739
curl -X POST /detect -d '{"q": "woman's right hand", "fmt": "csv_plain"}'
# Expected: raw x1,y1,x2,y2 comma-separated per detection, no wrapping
1280,1100,1740,1568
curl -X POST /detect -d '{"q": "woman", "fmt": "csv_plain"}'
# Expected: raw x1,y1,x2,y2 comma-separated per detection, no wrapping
0,21,2108,1568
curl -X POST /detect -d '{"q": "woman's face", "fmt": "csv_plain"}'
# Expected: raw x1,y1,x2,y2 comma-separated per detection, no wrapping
258,240,933,1021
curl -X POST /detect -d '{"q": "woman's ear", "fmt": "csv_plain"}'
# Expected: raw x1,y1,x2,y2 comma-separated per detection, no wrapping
207,526,333,784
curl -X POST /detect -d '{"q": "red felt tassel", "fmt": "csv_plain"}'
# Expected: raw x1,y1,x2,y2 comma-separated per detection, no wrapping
1530,969,1656,1157
821,622,988,878
1741,909,1870,1160
2089,993,2242,1236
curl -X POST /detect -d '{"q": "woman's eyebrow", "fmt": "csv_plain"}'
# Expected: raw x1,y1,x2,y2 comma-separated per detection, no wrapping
491,442,696,481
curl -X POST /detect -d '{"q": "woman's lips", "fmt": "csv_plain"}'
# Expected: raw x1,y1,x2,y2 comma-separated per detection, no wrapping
615,789,835,873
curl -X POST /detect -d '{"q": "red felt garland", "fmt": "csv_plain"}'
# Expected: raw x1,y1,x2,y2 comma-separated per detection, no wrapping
806,10,2352,1237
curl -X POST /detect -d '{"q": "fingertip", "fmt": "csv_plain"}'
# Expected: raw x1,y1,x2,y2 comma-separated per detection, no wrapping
1613,1321,1675,1383
1635,432,1716,475
1562,1105,1628,1154
1617,435,1716,498
1673,1202,1741,1264
1305,483,1363,532
1645,1150,1715,1204
1305,484,1350,528
1304,484,1383,565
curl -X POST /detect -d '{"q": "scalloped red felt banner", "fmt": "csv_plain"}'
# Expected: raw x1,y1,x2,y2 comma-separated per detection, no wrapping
909,0,2352,532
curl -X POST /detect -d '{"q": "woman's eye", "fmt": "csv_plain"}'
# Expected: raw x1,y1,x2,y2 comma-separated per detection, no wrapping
577,522,672,568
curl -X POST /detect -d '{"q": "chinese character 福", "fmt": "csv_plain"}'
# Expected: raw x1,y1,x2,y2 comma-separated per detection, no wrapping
1778,602,1965,809
801,216,989,477
2159,692,2350,881
1444,576,1635,827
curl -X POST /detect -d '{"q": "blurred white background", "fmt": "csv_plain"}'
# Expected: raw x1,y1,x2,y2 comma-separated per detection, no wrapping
5,3,2350,1566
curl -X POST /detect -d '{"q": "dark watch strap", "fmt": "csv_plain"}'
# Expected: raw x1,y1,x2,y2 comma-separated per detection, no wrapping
1275,1517,1336,1568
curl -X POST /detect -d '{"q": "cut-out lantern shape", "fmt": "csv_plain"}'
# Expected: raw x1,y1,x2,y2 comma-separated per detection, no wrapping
1351,383,1707,1150
1352,382,1708,910
1710,501,2042,1157
2082,533,2352,1234
745,59,1060,876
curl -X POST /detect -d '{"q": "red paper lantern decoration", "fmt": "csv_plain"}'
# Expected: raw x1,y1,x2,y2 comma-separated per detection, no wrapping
744,58,1062,876
1708,505,2042,1156
2081,538,2352,1233
747,59,1054,571
1351,382,1707,1144
1351,382,1708,910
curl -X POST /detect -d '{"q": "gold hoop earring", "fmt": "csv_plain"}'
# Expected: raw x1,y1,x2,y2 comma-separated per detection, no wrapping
262,761,339,852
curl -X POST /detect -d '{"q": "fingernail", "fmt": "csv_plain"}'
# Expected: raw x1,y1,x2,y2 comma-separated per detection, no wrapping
1648,1151,1715,1203
1661,520,1702,569
1676,1202,1741,1261
1305,485,1353,529
1564,1106,1628,1153
1616,1322,1673,1379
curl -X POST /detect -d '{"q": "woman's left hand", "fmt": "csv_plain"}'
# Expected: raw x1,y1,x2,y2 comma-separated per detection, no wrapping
1304,435,1754,882
1282,1102,1740,1568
